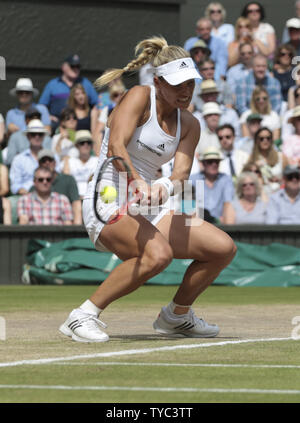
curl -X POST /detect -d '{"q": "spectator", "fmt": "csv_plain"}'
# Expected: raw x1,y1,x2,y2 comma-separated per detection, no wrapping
190,146,234,222
17,166,73,225
227,42,255,95
285,18,300,55
51,107,78,160
0,162,9,196
282,105,300,166
67,83,98,133
39,54,98,134
235,54,282,115
217,124,249,178
205,2,234,46
193,80,241,138
36,149,82,224
241,2,276,57
272,44,296,103
194,59,234,111
94,80,127,154
239,86,281,140
184,17,228,80
223,171,267,224
5,107,52,167
189,39,211,69
247,127,289,194
283,87,300,139
97,69,126,110
282,2,300,42
265,165,300,224
195,102,221,157
0,196,11,224
9,119,49,195
228,17,257,68
62,130,98,199
242,161,269,202
6,78,51,136
235,113,262,154
0,111,5,151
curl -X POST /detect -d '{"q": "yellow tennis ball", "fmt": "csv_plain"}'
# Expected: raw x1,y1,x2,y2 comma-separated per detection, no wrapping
100,185,117,203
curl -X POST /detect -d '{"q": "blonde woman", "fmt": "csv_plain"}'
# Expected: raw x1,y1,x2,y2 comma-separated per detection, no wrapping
247,127,289,194
68,83,98,134
240,86,281,140
59,36,236,343
205,2,234,46
223,171,267,224
227,17,256,67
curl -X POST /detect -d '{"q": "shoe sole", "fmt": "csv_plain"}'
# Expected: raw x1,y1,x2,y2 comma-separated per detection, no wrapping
153,322,219,338
59,322,109,343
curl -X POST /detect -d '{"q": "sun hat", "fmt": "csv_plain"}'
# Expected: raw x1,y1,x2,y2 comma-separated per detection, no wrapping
288,105,300,123
202,102,221,116
75,130,93,144
200,146,223,161
9,78,39,97
154,57,201,85
199,79,219,95
286,18,300,29
37,149,55,161
24,119,48,134
189,40,211,55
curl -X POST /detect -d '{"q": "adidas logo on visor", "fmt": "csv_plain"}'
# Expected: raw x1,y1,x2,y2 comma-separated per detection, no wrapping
179,61,188,69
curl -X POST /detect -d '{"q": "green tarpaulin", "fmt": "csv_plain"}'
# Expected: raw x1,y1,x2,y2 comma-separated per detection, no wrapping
22,238,300,287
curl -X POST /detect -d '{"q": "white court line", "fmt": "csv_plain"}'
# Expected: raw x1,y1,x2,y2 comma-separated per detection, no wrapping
53,362,300,369
0,384,300,395
0,337,292,368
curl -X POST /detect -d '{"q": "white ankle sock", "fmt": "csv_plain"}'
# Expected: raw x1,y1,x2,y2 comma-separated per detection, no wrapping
167,301,191,315
79,300,102,316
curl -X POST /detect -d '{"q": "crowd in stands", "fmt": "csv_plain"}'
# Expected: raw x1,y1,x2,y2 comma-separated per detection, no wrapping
1,1,300,226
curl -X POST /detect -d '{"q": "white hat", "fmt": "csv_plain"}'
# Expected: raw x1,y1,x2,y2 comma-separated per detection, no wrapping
10,78,39,97
202,102,221,116
200,146,223,161
286,18,300,29
155,57,201,85
24,119,48,134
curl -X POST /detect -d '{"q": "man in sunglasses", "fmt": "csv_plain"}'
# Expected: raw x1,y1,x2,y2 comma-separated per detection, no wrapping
266,165,300,224
9,119,50,195
39,54,98,134
190,146,234,222
17,166,73,225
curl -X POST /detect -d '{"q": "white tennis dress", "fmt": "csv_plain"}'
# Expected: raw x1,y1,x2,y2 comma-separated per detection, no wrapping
83,85,182,252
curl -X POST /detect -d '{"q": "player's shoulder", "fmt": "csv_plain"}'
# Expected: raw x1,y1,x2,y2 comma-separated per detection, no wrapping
181,109,200,132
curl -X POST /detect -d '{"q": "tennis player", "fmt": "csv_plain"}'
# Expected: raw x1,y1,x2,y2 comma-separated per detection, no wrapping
59,36,237,343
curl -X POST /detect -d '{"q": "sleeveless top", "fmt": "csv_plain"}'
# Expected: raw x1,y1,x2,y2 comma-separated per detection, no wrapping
76,109,91,131
85,85,181,199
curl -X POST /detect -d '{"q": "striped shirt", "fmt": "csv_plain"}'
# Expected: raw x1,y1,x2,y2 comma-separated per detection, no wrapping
17,191,73,225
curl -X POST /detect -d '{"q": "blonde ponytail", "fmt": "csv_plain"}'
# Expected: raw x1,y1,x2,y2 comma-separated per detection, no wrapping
95,36,188,89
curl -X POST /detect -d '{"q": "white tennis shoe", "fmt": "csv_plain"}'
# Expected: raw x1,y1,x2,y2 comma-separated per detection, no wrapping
153,306,219,338
59,308,109,343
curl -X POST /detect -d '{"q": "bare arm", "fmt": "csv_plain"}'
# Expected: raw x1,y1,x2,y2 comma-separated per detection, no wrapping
2,198,12,224
222,202,236,224
0,164,9,197
72,199,82,224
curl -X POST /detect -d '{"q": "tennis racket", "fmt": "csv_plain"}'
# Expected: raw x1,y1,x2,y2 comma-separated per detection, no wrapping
93,155,144,224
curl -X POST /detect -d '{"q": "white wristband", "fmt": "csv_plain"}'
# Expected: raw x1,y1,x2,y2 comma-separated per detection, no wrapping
153,177,174,196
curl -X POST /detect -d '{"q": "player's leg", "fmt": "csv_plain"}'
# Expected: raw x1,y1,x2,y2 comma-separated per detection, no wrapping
60,213,173,343
153,213,236,337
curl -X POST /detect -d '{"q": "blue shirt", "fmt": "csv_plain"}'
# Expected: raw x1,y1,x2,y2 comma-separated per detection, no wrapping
39,76,99,117
6,103,51,131
189,172,235,218
184,35,228,81
265,188,300,224
235,70,282,115
5,131,52,166
9,149,39,194
226,64,251,94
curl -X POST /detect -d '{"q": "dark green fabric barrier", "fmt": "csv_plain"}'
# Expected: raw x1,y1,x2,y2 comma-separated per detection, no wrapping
22,238,300,287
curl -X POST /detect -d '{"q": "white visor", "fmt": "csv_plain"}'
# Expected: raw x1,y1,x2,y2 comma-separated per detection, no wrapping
155,57,201,85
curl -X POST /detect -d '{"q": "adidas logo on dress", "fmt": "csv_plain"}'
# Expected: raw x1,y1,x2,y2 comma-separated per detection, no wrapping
157,144,165,151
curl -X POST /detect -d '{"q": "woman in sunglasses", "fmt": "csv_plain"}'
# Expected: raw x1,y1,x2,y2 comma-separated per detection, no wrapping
227,17,257,68
246,127,289,194
282,106,300,167
62,130,98,200
223,171,267,224
272,44,296,102
241,2,276,57
240,86,281,140
204,2,234,47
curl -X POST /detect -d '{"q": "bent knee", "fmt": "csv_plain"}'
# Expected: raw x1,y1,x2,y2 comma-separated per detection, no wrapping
145,242,173,273
217,236,237,264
